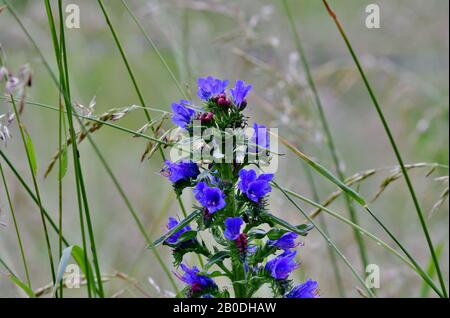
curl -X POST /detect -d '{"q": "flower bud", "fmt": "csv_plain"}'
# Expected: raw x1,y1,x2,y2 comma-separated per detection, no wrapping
200,112,214,124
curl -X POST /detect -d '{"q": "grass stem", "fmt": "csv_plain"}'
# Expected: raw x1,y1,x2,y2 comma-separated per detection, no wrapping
322,0,447,298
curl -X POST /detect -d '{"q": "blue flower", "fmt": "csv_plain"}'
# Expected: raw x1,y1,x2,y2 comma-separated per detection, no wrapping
194,182,226,213
172,100,195,129
175,264,217,294
165,217,192,245
197,76,229,101
224,217,244,240
286,279,319,298
250,122,270,152
268,232,299,250
238,169,274,202
265,250,300,280
162,160,200,183
230,80,252,108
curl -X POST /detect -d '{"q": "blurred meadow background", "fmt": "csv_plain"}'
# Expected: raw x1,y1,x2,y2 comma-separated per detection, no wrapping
0,0,448,297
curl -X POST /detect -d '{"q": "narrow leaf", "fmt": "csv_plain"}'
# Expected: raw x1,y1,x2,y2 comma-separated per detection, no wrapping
277,135,367,206
148,210,201,249
59,144,68,180
52,245,97,297
420,242,444,297
8,275,35,298
24,128,37,176
204,251,230,270
175,230,197,244
267,214,314,237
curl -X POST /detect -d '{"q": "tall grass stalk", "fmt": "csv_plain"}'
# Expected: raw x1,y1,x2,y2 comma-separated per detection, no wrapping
121,0,187,99
272,181,376,297
98,0,204,267
279,132,444,297
83,132,180,293
280,185,444,296
43,0,93,297
43,0,102,297
0,163,31,288
282,0,369,275
3,84,57,285
322,0,447,298
0,150,69,246
96,0,188,217
302,165,346,297
16,0,180,293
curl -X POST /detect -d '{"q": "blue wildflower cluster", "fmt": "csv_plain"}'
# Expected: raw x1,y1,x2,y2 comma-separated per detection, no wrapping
158,77,318,298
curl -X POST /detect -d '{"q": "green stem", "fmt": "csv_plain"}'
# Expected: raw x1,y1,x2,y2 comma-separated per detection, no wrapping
273,181,376,298
302,164,346,297
0,150,70,247
121,0,187,100
280,185,444,297
9,95,57,285
43,0,93,297
322,0,447,298
282,0,369,273
98,0,203,269
0,163,31,288
85,133,180,293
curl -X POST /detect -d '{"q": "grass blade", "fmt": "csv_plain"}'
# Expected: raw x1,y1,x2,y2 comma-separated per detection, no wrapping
148,210,201,249
282,0,369,273
322,0,447,298
23,127,37,176
276,133,366,206
272,180,376,297
0,256,35,298
0,163,31,288
420,242,445,297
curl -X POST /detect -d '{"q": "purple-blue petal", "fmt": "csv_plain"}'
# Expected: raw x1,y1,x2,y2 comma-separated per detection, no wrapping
194,182,226,213
224,217,244,240
265,250,300,280
171,100,195,128
286,279,319,298
165,217,192,245
163,160,200,183
197,76,229,101
238,169,273,202
230,80,252,107
269,232,299,250
251,122,270,151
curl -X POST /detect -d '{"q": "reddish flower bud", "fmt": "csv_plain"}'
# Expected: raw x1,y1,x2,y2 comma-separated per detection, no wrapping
235,233,248,256
200,112,214,124
217,96,231,108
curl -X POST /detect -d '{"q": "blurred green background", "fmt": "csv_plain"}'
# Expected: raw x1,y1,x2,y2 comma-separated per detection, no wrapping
0,0,448,297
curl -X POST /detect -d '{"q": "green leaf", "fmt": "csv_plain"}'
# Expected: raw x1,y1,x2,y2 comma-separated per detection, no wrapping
296,223,314,233
208,270,227,278
24,128,37,176
266,228,286,240
420,242,444,297
8,274,35,298
248,228,268,239
175,230,197,244
148,210,201,249
205,251,230,270
52,245,98,297
267,214,314,237
278,136,367,206
59,144,68,180
71,245,97,294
